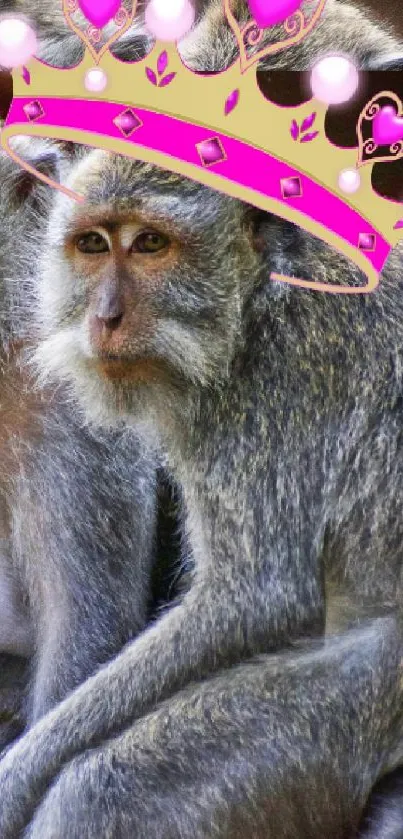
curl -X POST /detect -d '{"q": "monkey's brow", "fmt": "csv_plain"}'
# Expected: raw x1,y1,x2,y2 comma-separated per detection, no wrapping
65,211,136,236
65,202,197,239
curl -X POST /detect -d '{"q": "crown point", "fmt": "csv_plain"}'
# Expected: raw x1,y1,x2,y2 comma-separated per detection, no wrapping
311,55,359,105
145,0,195,42
338,168,361,194
0,16,37,69
77,0,121,29
85,68,108,93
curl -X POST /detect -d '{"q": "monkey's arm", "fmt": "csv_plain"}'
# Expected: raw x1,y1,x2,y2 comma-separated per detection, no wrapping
0,380,391,835
16,619,402,839
17,418,158,723
0,513,401,839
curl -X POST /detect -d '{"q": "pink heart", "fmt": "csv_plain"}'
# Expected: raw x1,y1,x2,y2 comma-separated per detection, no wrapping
78,0,122,29
248,0,303,27
373,105,403,147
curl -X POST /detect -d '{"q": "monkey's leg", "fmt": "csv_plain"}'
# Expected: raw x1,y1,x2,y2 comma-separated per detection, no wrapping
21,620,402,839
0,535,321,838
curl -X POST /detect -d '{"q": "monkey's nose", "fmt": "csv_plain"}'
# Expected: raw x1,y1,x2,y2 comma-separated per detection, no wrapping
96,312,123,332
96,284,124,332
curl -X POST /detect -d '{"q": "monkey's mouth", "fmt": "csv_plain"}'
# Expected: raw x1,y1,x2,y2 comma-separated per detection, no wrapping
94,354,172,384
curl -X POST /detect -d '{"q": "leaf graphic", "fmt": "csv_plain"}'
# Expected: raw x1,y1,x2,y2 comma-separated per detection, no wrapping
22,66,31,85
159,72,176,87
224,89,240,116
301,112,316,133
145,67,157,86
157,51,168,75
290,119,299,141
300,131,319,143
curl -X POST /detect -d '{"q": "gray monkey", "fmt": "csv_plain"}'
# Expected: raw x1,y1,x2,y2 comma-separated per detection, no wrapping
1,3,403,838
0,138,160,731
3,91,403,839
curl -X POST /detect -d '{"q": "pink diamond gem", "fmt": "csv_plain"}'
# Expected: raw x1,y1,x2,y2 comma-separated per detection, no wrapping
281,177,303,199
114,109,142,137
197,137,226,167
358,233,376,251
23,100,44,122
394,219,403,230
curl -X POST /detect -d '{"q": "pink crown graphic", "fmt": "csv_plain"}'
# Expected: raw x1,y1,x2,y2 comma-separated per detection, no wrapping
0,0,402,294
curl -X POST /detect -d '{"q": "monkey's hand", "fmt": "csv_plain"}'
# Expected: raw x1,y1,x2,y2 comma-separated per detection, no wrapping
1,619,402,839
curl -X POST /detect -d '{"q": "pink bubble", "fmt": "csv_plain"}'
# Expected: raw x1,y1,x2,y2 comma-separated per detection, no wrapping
311,55,359,105
85,68,108,93
0,16,37,69
338,168,361,194
145,0,195,42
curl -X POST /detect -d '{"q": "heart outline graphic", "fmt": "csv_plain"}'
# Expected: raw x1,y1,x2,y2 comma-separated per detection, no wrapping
223,0,326,72
357,91,403,168
62,0,138,64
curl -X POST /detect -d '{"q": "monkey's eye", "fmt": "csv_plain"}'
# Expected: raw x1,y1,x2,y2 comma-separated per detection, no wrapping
75,232,110,254
132,230,169,254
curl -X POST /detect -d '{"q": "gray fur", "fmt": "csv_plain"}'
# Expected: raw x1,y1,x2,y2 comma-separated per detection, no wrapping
1,2,403,838
3,109,403,839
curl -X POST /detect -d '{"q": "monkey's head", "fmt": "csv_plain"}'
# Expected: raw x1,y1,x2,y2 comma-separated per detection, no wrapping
36,149,268,426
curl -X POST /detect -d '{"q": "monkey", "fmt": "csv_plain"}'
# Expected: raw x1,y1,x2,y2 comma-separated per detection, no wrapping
1,114,403,839
0,137,166,741
1,2,403,837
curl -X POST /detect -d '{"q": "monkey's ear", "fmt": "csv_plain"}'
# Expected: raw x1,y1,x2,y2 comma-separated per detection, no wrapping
368,55,403,70
244,207,277,253
8,142,62,209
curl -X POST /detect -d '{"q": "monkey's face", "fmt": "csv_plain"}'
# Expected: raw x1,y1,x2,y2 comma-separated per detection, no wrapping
37,150,261,424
